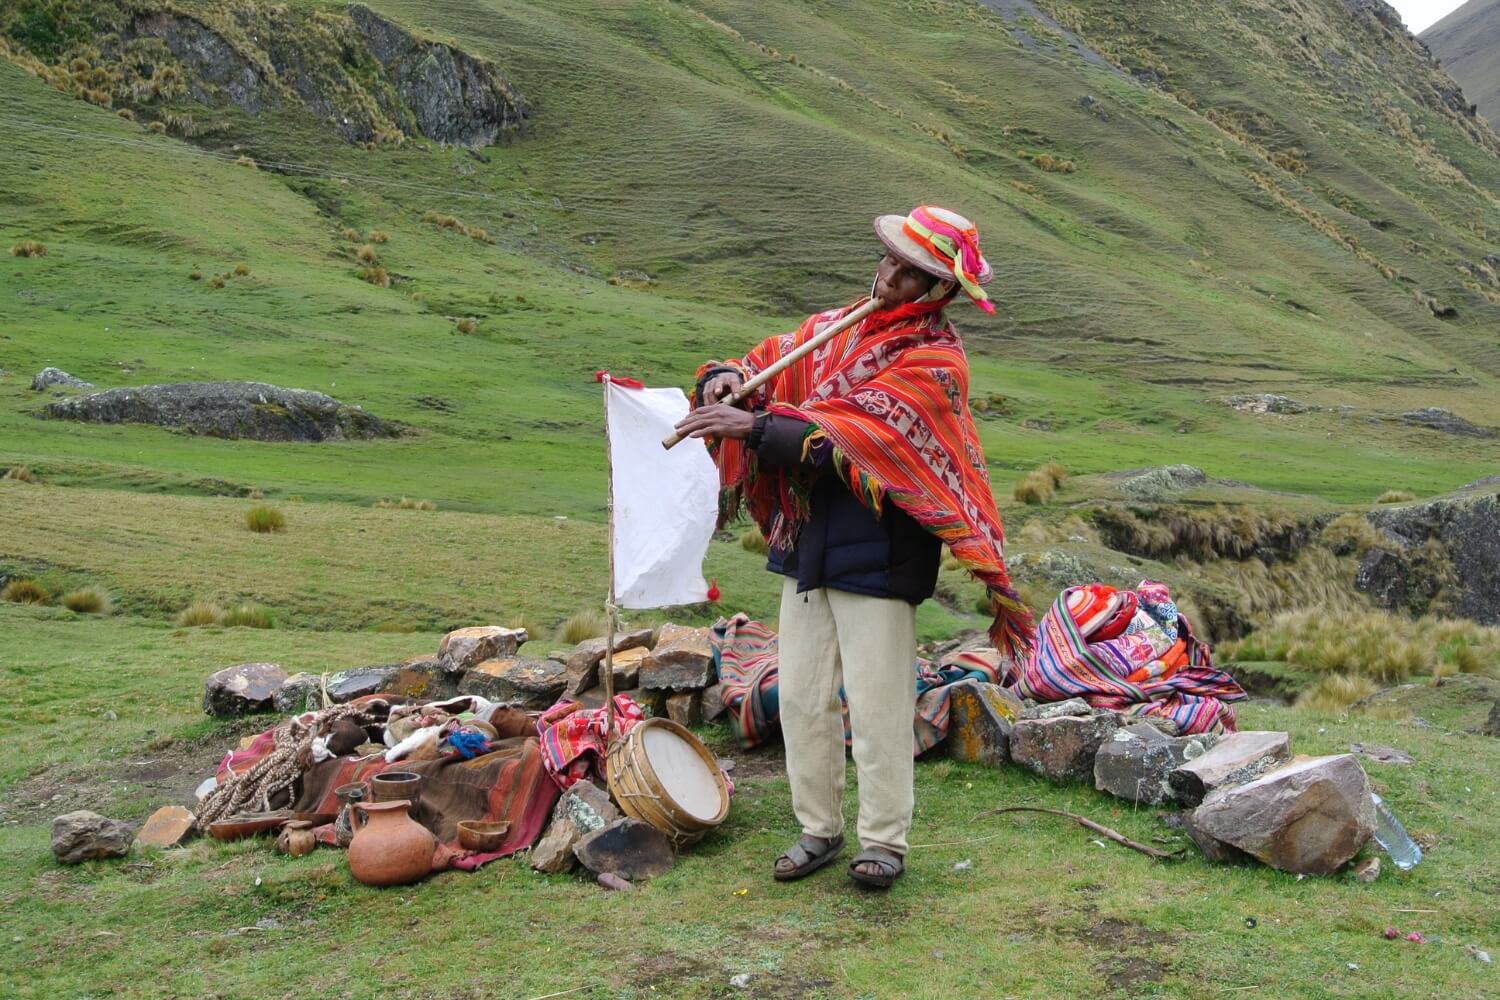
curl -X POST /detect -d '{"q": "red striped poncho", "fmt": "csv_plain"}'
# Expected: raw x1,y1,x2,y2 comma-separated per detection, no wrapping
699,297,1033,660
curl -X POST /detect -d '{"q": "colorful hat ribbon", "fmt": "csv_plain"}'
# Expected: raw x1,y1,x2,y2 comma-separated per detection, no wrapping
901,206,995,314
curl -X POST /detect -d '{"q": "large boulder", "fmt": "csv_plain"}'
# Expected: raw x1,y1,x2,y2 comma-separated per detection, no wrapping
40,381,404,442
390,654,459,701
459,656,566,708
530,782,621,874
1169,730,1291,806
437,626,527,675
203,662,288,716
639,624,715,691
315,664,401,705
1186,755,1375,874
52,811,134,864
1363,482,1500,624
573,818,675,881
945,681,1023,766
1010,712,1119,782
563,629,653,695
1094,723,1217,805
31,367,93,391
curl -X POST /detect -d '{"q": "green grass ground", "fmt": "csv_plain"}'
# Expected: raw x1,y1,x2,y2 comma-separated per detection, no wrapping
1,603,1497,998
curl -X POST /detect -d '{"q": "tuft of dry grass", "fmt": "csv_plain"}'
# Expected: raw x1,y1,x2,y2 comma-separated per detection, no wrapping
234,155,257,169
1377,490,1417,504
176,602,224,627
740,527,770,555
223,603,275,628
368,230,389,244
208,274,226,289
557,608,609,645
455,317,478,334
147,121,166,133
62,587,112,615
1,579,50,605
233,263,251,277
245,504,287,533
355,244,379,264
10,240,48,258
1013,470,1055,505
1295,674,1381,713
1224,608,1500,682
189,269,202,281
360,266,390,288
5,465,38,483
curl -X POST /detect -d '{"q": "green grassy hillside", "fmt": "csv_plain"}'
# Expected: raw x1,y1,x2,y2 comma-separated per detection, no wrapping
1424,0,1500,127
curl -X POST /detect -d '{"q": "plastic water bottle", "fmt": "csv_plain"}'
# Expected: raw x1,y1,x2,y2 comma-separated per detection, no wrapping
1370,793,1422,871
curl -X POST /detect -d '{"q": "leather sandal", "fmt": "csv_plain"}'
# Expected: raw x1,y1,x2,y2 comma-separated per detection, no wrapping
848,846,904,888
773,833,844,882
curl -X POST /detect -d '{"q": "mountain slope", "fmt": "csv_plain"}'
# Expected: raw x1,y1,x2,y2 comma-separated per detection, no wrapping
2,0,1500,515
1423,0,1500,127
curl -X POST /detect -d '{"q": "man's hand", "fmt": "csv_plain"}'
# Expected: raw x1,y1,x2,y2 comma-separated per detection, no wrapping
674,404,755,441
702,371,745,404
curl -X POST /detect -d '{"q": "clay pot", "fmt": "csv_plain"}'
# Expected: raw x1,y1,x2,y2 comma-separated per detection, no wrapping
371,771,421,804
276,821,317,857
347,800,434,887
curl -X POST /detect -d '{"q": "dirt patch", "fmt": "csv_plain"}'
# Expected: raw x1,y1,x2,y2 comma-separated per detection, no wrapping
1097,955,1170,990
0,717,266,824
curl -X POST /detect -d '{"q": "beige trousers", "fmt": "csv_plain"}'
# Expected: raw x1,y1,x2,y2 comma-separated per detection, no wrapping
777,578,917,855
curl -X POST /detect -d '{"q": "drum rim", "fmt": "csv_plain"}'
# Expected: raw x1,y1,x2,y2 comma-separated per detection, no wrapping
610,717,729,827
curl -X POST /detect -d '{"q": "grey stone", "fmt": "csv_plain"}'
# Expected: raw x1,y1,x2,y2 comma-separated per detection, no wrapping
1181,807,1250,864
1094,723,1217,805
1010,713,1119,782
1400,407,1496,438
1487,701,1500,738
52,811,134,864
203,662,288,716
272,672,320,714
1187,754,1375,875
945,680,1023,766
563,629,652,695
31,367,93,391
701,683,728,722
1348,743,1414,765
438,626,527,675
40,381,404,442
459,656,566,708
1169,731,1292,806
639,624,715,691
1109,464,1208,499
1364,486,1500,624
1023,697,1093,720
1222,393,1316,415
389,654,460,701
317,664,401,705
530,782,621,874
665,690,703,727
573,818,675,880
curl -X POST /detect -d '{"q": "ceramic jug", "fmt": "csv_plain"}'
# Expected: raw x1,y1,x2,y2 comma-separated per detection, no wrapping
347,799,435,887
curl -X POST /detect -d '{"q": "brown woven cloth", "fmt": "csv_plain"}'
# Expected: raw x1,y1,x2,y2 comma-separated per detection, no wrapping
294,734,558,871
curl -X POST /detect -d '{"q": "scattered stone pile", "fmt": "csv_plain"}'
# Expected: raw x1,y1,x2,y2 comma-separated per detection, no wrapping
944,683,1379,876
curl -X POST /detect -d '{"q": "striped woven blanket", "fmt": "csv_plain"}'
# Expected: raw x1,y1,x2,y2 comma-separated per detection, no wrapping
1011,586,1246,734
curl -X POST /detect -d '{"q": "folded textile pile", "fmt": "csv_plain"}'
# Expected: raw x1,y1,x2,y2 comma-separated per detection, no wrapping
536,695,645,790
1012,580,1245,734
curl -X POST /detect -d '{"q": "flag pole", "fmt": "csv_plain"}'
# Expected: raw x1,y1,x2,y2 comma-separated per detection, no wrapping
601,375,619,741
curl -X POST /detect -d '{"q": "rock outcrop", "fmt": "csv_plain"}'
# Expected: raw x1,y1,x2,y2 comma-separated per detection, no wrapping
41,381,404,442
109,3,527,148
1363,480,1500,624
31,367,93,390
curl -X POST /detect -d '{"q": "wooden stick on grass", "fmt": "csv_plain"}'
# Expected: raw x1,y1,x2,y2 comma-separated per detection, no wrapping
976,805,1179,861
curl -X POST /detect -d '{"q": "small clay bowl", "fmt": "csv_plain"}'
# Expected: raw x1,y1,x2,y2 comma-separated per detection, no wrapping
371,771,421,803
457,820,510,852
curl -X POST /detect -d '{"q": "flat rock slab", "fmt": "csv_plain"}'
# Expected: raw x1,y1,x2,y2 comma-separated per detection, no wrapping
1011,713,1119,782
52,811,134,864
1022,697,1092,720
137,806,196,848
438,626,528,675
1349,743,1414,765
574,817,674,880
639,624,714,691
203,662,287,716
1169,730,1291,806
1094,723,1217,805
40,380,404,442
530,782,621,874
1188,754,1375,875
945,680,1023,767
460,656,566,708
564,631,653,695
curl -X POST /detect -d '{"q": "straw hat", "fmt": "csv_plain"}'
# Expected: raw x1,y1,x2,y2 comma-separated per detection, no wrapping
873,205,995,312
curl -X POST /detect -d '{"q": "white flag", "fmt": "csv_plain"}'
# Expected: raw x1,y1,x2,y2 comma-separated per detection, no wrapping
605,378,720,609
